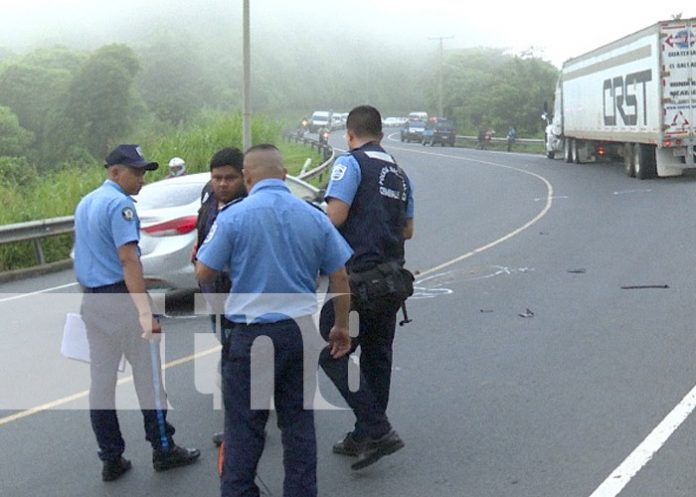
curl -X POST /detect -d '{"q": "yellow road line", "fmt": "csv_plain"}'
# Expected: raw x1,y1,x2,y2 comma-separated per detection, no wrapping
0,345,220,427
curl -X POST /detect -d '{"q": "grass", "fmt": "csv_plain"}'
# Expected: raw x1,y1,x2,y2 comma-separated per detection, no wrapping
0,113,328,272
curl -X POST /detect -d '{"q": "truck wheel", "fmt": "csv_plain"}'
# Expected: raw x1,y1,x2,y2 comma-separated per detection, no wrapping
564,140,573,163
571,140,581,164
634,144,657,179
623,143,635,177
546,151,555,159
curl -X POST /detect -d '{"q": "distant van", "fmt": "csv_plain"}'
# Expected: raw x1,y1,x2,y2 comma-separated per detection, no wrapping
309,111,331,132
408,111,428,122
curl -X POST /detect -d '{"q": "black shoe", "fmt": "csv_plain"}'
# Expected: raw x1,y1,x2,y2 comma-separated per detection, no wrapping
212,432,224,447
351,430,404,470
153,445,201,472
102,457,132,482
332,432,366,457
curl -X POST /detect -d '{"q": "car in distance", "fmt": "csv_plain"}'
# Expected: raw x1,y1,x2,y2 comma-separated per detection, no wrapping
400,119,426,142
309,111,332,132
408,111,428,122
382,116,403,128
421,119,457,147
134,172,324,290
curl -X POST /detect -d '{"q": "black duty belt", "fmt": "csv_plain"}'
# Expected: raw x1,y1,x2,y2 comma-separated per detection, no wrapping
83,281,127,293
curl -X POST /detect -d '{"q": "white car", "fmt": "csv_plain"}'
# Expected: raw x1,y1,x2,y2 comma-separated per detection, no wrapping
134,172,324,290
382,117,403,128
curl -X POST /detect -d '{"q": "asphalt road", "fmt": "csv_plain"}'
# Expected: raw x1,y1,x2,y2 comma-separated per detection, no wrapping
3,133,696,496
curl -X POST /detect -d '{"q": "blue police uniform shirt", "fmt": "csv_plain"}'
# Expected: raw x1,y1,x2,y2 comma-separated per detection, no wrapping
197,178,353,323
326,152,415,218
74,179,140,288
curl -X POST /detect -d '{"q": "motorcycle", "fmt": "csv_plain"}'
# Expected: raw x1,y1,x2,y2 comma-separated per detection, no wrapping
318,127,330,146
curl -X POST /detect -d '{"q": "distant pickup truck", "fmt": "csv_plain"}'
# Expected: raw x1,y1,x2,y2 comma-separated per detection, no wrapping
421,119,456,147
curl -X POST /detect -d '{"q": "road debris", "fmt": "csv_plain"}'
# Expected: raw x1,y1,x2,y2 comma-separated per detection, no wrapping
518,308,535,318
620,285,669,290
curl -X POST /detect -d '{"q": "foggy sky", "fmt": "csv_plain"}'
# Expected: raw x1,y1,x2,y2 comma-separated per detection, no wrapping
2,0,695,67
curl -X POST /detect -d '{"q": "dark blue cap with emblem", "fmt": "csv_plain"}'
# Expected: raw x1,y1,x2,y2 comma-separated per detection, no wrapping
104,144,159,170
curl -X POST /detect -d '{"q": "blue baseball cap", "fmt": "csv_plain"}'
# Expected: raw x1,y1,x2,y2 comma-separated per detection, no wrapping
104,144,159,170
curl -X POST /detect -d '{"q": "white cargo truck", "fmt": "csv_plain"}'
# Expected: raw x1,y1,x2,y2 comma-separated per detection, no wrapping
543,18,695,178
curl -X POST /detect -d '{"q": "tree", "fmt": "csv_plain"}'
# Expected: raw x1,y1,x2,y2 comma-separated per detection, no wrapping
65,44,141,158
136,33,221,126
431,47,558,136
0,63,73,156
0,105,34,157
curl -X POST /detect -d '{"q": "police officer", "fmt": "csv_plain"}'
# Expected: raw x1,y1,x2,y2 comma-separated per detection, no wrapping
193,147,247,447
196,144,353,497
74,144,200,482
319,105,414,470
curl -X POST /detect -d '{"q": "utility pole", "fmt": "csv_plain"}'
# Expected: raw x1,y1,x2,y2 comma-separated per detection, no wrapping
428,35,453,118
242,0,251,151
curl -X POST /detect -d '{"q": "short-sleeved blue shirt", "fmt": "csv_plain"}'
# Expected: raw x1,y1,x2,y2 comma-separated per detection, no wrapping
197,178,353,323
73,180,140,288
326,152,415,218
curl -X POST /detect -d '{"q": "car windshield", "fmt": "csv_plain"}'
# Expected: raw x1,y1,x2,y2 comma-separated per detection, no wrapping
136,181,205,209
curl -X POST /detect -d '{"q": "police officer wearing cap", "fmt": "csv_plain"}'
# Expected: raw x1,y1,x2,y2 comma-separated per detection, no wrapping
319,105,415,470
74,144,200,482
196,144,353,497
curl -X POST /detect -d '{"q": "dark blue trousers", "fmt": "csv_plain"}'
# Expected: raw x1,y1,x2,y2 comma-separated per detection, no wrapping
220,319,317,497
318,299,398,440
81,283,174,462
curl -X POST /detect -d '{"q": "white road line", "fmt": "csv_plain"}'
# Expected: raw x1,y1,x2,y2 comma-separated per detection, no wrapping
588,383,696,497
613,189,653,195
386,148,555,278
0,281,79,303
389,144,695,497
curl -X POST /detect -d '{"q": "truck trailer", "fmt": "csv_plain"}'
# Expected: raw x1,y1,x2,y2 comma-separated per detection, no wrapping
543,18,696,178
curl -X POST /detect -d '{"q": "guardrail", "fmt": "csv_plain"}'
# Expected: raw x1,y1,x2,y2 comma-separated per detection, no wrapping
0,216,74,266
0,133,336,279
455,135,543,146
284,129,335,183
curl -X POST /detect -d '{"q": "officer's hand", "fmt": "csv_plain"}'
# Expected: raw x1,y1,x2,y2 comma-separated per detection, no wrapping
140,314,162,341
327,325,351,358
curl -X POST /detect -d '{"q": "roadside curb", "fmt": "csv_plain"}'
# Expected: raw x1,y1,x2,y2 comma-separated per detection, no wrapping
0,259,73,284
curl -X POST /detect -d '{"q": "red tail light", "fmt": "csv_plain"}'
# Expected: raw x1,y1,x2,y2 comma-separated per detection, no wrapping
142,215,198,236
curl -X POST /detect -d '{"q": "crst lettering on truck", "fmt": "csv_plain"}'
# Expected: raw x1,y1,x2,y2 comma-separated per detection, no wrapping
602,70,652,126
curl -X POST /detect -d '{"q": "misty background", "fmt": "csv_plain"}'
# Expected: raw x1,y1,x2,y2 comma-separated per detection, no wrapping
0,0,559,168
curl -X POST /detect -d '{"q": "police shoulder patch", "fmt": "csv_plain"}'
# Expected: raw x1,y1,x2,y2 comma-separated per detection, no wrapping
121,207,135,221
331,164,347,181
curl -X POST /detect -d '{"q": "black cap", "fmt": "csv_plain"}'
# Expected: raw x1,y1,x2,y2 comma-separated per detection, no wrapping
104,144,159,171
